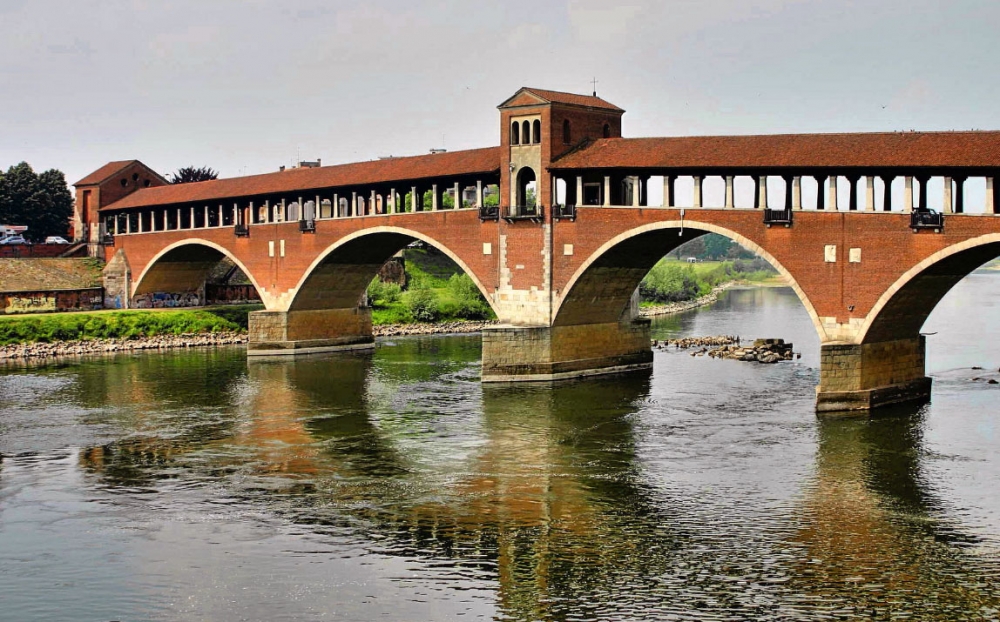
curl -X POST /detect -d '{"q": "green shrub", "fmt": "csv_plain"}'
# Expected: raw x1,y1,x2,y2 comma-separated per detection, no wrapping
404,287,439,322
367,278,402,307
444,274,493,320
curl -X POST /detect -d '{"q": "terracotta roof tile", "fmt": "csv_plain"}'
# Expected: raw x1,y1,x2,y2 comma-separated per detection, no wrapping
503,88,624,112
103,147,502,211
550,132,1000,171
74,160,138,186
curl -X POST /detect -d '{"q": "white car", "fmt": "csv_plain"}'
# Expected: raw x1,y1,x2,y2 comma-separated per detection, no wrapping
45,236,70,244
0,235,28,245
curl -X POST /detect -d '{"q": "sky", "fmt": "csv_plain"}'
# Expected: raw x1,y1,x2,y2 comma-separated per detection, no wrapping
2,0,999,188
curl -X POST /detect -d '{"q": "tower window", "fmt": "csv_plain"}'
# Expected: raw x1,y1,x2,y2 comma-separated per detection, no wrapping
603,123,611,138
521,120,530,146
511,121,520,145
532,119,541,144
563,119,571,144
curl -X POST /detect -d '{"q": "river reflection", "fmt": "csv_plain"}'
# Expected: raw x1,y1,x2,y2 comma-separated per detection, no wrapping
2,281,1000,620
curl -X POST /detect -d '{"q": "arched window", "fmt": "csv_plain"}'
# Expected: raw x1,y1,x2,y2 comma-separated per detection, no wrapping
603,123,611,139
532,119,541,144
522,120,530,146
511,121,520,145
516,167,537,208
563,119,571,144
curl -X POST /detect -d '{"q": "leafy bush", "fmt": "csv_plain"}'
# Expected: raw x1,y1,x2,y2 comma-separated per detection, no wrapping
404,287,439,322
444,274,493,319
367,278,402,307
640,263,701,303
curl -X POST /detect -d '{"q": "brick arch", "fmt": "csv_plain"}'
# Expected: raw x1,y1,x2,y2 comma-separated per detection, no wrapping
552,220,826,339
287,225,498,314
132,238,266,303
858,233,1000,344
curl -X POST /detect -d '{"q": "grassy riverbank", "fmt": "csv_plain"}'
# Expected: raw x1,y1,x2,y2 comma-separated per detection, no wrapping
368,247,495,325
0,305,260,346
639,258,776,305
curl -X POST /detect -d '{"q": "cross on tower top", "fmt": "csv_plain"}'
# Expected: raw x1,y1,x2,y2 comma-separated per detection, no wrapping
591,77,598,97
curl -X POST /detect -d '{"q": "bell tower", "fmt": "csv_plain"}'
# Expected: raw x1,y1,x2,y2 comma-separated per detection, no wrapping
497,87,624,212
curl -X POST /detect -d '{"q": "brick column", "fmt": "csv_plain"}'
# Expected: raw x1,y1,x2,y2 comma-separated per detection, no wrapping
943,177,953,214
904,177,914,213
725,175,734,208
693,175,702,208
881,176,893,211
247,308,374,356
432,184,439,211
865,176,875,211
816,337,931,413
481,320,653,382
792,176,802,210
411,186,419,212
828,175,838,211
603,176,611,206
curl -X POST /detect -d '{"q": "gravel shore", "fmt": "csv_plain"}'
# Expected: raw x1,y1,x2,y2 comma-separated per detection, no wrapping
0,284,748,362
0,332,248,361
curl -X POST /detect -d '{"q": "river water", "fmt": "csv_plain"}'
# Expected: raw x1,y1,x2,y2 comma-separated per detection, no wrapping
1,275,999,621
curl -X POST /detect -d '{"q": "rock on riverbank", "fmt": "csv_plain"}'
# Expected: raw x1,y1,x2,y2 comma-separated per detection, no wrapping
374,320,498,337
0,332,248,361
653,336,796,364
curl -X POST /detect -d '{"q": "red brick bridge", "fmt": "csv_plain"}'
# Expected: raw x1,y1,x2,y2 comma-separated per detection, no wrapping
74,87,1000,413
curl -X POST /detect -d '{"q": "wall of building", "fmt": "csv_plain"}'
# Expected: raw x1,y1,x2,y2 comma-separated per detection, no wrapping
0,287,104,314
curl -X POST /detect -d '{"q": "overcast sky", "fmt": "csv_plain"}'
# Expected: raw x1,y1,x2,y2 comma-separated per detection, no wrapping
2,0,998,186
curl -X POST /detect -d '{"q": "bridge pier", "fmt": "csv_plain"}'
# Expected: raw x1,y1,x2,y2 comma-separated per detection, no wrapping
816,337,931,414
481,319,653,382
247,308,374,356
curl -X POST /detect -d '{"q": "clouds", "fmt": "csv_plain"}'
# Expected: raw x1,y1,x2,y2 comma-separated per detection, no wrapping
1,0,998,187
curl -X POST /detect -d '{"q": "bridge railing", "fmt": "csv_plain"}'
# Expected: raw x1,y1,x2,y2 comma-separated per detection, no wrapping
553,204,577,221
478,204,499,221
910,209,944,232
763,208,793,227
504,204,543,222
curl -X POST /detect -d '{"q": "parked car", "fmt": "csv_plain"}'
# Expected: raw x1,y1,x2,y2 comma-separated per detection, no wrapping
0,235,29,245
45,236,70,244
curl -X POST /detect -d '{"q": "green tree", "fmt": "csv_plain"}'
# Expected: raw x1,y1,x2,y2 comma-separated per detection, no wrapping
170,166,218,184
0,162,73,241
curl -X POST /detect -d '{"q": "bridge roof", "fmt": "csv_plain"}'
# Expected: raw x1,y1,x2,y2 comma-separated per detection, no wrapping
499,87,624,112
74,160,139,186
102,147,502,210
550,132,1000,172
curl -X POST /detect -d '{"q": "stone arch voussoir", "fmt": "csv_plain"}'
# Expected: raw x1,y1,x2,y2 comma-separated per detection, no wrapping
285,226,498,315
131,238,268,307
857,233,1000,344
553,220,827,341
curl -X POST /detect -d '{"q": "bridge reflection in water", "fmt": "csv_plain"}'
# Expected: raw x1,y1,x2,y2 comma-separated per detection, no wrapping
67,338,999,620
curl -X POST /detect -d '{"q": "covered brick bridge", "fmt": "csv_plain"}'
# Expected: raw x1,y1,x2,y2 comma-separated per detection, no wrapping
74,87,1000,413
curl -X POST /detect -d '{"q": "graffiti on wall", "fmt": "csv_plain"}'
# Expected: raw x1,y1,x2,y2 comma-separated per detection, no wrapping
6,295,56,314
1,288,104,314
205,284,261,305
132,292,201,309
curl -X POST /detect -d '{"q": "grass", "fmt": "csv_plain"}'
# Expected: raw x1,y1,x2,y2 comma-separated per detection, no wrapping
368,248,495,325
639,258,776,305
0,305,263,346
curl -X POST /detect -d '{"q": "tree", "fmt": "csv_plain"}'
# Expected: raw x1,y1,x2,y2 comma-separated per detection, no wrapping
170,166,218,184
0,162,73,241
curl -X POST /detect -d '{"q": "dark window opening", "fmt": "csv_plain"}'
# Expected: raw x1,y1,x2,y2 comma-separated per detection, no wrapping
603,123,611,138
583,183,602,205
511,121,520,145
143,179,151,187
516,167,537,208
521,120,530,145
120,178,128,187
563,119,571,144
532,119,541,144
